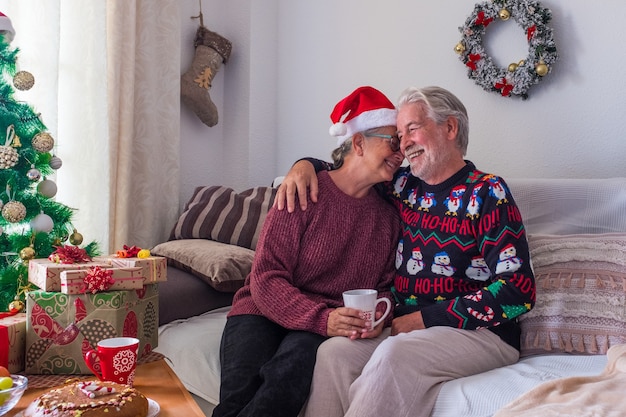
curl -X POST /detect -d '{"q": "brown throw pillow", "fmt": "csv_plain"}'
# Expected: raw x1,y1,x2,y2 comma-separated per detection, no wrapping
169,186,276,250
151,239,254,292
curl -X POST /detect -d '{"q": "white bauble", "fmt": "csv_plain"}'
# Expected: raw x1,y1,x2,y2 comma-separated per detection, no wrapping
31,213,54,232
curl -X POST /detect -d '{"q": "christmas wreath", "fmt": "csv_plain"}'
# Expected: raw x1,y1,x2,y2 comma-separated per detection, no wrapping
454,0,558,99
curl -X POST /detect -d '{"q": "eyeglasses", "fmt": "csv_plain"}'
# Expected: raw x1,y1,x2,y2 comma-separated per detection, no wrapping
365,134,401,152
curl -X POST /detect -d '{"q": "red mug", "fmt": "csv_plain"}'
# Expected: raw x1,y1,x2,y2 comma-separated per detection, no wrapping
84,337,140,386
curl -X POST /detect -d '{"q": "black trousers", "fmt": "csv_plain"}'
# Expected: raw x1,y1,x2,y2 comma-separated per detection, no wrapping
212,314,326,417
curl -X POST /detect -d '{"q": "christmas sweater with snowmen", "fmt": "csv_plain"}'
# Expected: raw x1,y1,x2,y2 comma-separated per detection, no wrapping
385,161,535,349
307,158,536,349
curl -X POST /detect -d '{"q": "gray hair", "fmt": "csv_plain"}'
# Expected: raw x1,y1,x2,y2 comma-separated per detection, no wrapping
331,127,391,168
397,86,469,155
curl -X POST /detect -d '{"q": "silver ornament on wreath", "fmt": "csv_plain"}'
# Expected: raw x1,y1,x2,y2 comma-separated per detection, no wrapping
32,132,55,153
2,200,27,223
13,70,35,91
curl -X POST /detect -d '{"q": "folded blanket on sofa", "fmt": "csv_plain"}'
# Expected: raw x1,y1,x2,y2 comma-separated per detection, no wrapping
494,343,626,417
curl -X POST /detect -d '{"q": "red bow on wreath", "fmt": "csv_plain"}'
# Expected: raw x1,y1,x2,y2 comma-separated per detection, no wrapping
495,77,514,97
81,266,115,294
527,25,537,41
465,53,481,71
474,11,493,27
49,245,92,264
116,245,141,258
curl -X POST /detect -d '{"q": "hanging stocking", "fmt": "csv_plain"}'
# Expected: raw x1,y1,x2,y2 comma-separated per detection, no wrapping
181,26,232,127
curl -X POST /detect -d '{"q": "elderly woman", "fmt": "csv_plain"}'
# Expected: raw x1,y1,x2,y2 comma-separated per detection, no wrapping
212,86,403,417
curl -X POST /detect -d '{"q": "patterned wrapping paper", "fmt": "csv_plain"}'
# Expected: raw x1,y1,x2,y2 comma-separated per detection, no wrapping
94,256,167,283
28,259,112,292
60,267,144,294
0,313,26,373
25,284,159,375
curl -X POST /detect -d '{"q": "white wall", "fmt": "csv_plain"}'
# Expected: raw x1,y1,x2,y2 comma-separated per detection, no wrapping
180,0,626,207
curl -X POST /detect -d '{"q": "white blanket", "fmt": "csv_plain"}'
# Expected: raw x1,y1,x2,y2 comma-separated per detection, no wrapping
494,344,626,417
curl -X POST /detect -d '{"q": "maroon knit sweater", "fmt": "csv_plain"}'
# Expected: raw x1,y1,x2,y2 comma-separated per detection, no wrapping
229,171,401,336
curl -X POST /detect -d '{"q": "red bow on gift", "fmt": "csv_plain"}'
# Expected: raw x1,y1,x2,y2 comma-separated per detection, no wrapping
116,245,141,258
495,77,514,97
81,266,115,294
49,245,92,264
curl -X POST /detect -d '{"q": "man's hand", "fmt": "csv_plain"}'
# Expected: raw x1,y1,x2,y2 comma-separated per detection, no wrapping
274,160,318,212
391,311,425,336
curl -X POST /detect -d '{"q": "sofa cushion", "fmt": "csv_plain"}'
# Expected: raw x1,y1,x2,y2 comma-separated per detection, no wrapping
519,233,626,356
151,239,254,292
157,266,234,325
169,185,276,250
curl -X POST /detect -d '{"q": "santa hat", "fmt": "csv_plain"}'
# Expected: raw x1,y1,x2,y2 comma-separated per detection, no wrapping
329,86,397,146
0,12,14,43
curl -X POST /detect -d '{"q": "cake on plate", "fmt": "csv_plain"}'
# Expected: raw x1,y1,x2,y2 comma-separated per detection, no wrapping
23,380,149,417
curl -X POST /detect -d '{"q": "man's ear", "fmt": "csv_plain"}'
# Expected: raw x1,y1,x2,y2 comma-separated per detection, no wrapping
352,133,365,156
446,116,459,141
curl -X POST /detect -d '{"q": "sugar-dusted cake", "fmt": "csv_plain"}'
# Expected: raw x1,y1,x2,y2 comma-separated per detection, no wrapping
23,380,149,417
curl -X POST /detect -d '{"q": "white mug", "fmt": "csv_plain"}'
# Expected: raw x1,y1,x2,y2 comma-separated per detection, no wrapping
342,289,392,330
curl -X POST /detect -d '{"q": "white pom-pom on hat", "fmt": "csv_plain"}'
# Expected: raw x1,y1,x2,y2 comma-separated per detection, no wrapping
329,86,397,146
329,122,347,137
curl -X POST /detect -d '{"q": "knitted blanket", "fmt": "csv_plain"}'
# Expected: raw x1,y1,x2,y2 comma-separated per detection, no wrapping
494,344,626,417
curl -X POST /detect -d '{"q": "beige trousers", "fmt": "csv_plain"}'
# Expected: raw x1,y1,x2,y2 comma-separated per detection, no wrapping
302,326,519,417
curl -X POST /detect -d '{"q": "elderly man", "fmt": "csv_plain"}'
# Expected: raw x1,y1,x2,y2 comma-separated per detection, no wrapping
276,86,536,417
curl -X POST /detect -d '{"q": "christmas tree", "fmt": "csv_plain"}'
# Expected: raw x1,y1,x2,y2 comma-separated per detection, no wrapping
0,12,98,312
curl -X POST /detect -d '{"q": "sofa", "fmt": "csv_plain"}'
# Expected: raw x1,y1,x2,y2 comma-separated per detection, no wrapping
153,177,626,416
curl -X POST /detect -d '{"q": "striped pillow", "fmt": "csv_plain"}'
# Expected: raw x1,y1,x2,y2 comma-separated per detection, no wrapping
170,186,277,250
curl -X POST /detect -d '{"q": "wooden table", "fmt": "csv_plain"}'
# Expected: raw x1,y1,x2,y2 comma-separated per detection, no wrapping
7,359,205,417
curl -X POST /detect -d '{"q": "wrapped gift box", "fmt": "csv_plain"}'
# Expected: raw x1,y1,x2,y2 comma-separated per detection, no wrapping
28,259,112,292
0,313,26,373
60,267,144,294
25,284,159,374
95,255,167,283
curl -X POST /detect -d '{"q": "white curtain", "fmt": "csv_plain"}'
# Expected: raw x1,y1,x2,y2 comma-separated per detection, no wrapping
0,0,180,253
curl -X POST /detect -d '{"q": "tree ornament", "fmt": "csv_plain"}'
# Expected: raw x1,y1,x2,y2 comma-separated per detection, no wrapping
13,70,35,91
454,42,466,54
37,178,57,197
27,165,42,181
455,0,558,99
69,229,84,245
31,212,54,232
8,298,24,314
32,132,55,152
49,154,63,170
19,245,35,262
2,200,26,223
0,125,19,169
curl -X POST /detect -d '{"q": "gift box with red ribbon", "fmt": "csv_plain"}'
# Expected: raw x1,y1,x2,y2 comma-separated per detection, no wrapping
28,259,113,292
0,313,26,373
60,266,144,294
94,255,167,283
25,284,158,374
